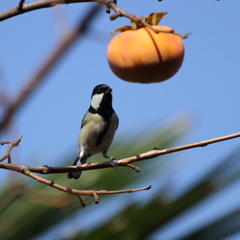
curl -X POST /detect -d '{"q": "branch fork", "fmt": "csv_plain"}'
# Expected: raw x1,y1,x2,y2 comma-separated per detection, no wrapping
18,0,25,12
0,134,23,163
0,0,190,38
0,135,150,207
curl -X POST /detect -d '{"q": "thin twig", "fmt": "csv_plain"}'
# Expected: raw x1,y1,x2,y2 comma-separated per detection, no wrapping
77,195,86,207
0,0,189,133
106,0,116,14
57,131,240,171
107,1,190,38
124,131,240,163
126,163,141,172
0,0,98,22
108,1,136,21
1,132,240,173
16,164,151,206
0,134,23,162
0,132,239,206
139,19,191,39
92,191,100,204
18,0,25,12
0,0,189,38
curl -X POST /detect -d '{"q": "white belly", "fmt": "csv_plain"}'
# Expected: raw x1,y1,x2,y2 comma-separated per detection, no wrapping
78,112,118,157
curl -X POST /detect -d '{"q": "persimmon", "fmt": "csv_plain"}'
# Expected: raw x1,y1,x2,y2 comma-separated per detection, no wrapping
107,13,185,84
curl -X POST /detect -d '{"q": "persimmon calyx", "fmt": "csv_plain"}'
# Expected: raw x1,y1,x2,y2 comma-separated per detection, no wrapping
144,12,168,25
111,12,168,34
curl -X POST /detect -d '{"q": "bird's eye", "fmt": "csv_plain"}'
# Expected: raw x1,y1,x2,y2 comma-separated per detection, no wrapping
98,87,107,94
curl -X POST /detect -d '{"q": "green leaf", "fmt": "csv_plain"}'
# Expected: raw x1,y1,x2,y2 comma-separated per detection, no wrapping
145,12,168,25
111,25,132,35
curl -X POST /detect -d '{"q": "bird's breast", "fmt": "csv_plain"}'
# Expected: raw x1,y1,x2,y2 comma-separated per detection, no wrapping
79,112,118,156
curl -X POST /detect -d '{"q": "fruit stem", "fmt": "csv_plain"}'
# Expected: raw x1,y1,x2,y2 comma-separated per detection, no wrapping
140,19,191,39
107,0,190,38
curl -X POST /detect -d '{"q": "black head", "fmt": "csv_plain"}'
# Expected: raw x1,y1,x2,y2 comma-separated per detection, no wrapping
91,84,112,98
90,84,114,112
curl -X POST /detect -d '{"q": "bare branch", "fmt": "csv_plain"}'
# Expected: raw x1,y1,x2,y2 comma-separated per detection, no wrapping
107,2,189,38
0,0,99,22
7,163,151,206
1,132,240,173
77,195,86,207
1,0,189,38
0,135,150,206
123,131,240,163
139,20,191,39
0,0,189,133
0,134,23,162
107,1,135,21
18,0,25,12
0,132,239,206
92,191,100,204
126,163,141,172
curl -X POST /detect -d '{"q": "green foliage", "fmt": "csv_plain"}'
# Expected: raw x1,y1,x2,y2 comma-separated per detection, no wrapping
0,116,240,240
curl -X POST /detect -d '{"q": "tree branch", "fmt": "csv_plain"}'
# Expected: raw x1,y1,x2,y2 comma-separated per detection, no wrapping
23,165,151,207
139,20,190,39
1,132,240,173
107,1,190,37
0,131,239,206
0,143,151,207
0,3,102,133
122,131,240,165
1,0,189,38
18,0,25,12
0,134,23,163
0,0,189,134
0,0,97,22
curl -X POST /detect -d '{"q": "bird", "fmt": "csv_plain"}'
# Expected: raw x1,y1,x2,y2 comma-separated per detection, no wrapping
68,84,119,179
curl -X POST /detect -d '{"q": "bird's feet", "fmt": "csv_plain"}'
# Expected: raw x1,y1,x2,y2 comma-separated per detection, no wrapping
103,154,118,170
68,161,82,179
110,157,118,170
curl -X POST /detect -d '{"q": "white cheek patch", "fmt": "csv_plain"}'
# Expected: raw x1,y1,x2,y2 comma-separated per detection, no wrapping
91,93,104,110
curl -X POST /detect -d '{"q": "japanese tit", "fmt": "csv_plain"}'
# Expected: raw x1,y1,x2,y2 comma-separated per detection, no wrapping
68,84,119,179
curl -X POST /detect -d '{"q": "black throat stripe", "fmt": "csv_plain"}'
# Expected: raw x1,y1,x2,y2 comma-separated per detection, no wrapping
88,106,113,146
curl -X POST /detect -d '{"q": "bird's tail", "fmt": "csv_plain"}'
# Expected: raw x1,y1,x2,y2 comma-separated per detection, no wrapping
68,156,82,179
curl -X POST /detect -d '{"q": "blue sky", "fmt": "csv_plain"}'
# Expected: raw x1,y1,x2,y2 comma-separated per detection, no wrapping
1,0,240,239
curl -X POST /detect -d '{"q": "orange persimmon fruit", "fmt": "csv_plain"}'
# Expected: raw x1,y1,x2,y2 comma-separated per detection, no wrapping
107,13,185,84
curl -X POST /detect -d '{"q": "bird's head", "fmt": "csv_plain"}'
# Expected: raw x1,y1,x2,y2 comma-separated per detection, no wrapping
91,84,113,111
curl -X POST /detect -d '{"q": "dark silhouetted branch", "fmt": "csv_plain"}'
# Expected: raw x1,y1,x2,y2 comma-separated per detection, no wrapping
0,4,102,133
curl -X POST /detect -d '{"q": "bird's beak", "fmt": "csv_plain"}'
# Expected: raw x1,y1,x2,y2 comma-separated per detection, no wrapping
107,88,112,93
